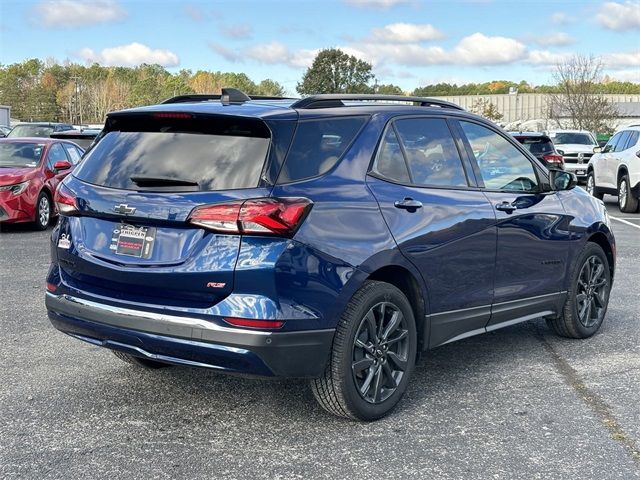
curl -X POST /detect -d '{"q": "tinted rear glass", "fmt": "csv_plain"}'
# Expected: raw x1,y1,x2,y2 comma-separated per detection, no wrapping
73,116,271,191
277,116,367,183
514,137,555,156
8,125,54,138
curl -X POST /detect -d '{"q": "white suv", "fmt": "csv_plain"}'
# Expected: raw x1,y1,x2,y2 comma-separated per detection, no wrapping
586,126,640,213
548,130,599,180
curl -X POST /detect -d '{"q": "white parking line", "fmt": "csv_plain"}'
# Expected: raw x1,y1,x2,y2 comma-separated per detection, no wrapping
610,216,640,230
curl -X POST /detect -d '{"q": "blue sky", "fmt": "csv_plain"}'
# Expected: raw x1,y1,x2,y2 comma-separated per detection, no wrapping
1,0,639,94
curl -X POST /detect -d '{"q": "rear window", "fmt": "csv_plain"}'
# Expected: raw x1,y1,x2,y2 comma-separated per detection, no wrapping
72,115,271,191
277,116,368,183
514,137,555,156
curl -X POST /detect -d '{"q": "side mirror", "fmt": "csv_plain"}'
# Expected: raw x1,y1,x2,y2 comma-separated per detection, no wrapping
549,169,577,191
53,160,72,171
593,146,602,154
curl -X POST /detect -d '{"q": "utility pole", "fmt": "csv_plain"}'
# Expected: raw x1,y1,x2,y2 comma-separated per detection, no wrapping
70,76,80,125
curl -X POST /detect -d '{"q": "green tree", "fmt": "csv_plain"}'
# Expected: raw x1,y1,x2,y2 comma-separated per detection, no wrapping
255,79,286,96
376,84,404,95
297,48,374,95
470,98,503,122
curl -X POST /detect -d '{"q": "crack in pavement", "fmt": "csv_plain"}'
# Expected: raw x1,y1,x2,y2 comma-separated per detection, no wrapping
535,328,640,465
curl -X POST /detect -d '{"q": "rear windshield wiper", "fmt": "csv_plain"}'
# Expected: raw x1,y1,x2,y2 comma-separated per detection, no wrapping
130,175,199,187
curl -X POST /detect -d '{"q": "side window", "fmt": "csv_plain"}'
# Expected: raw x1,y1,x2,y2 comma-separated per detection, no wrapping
393,118,468,187
373,127,410,183
46,143,68,170
614,131,631,153
277,117,367,183
460,121,539,192
602,132,621,153
625,131,639,150
63,144,81,164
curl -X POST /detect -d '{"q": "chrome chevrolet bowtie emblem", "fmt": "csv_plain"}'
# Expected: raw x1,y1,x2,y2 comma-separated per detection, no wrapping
113,204,136,215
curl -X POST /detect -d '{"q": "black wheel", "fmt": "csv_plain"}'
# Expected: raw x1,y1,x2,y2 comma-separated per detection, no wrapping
618,173,639,213
586,171,604,200
112,350,171,369
310,280,417,421
547,243,611,339
33,192,51,230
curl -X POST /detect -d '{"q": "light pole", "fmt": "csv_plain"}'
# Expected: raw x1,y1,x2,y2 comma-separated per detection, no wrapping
70,76,81,125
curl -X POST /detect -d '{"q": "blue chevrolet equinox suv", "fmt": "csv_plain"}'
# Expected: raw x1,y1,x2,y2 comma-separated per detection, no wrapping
46,90,615,420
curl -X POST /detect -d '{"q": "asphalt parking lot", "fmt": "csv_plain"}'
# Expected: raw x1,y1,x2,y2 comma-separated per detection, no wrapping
0,196,638,479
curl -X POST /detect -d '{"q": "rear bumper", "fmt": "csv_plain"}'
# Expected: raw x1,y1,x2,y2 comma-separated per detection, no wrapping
46,292,334,378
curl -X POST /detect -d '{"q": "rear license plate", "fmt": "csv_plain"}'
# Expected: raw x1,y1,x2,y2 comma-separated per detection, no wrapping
112,224,156,258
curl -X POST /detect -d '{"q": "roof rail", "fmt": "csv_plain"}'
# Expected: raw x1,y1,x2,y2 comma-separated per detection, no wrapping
162,88,297,105
290,94,464,110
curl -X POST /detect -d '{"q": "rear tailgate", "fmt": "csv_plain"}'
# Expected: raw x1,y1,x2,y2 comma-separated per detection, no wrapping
55,112,279,308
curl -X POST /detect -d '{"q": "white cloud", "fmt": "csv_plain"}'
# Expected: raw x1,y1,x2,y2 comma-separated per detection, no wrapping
603,50,640,67
527,50,573,66
209,42,242,62
34,0,125,27
606,69,640,82
370,23,444,42
345,0,408,8
79,43,179,67
597,1,640,31
550,12,572,25
533,32,575,47
211,41,318,69
220,24,253,39
452,33,527,65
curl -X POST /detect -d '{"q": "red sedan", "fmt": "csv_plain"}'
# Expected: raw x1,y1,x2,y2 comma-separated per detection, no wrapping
0,138,84,230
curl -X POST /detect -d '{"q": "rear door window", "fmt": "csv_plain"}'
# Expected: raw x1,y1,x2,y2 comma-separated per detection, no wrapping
73,115,271,191
514,137,554,156
276,116,367,183
391,118,468,187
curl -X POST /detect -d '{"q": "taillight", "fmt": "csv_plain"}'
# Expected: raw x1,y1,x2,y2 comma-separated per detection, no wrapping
152,112,193,119
54,184,78,215
223,317,285,330
188,198,312,236
543,154,564,164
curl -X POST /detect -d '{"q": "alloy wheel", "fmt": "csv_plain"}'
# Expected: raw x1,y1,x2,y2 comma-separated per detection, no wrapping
576,255,609,328
352,301,409,404
619,179,628,209
586,175,595,196
38,195,50,227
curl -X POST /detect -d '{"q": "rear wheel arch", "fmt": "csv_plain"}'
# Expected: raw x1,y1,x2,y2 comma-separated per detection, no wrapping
367,265,427,353
587,232,615,282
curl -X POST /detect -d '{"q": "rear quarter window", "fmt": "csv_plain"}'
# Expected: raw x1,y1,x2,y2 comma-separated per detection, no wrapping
276,116,368,183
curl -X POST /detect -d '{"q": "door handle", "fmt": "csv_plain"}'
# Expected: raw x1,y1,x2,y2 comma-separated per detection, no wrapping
495,201,517,214
394,198,423,210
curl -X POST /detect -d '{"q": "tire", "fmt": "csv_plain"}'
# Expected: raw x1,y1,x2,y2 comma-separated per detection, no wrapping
33,192,51,230
586,171,604,200
547,243,611,339
112,350,171,369
618,173,639,213
310,280,417,421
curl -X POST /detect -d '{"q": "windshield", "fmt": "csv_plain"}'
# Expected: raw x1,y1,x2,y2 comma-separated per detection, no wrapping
8,125,55,138
0,143,45,167
551,132,595,145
